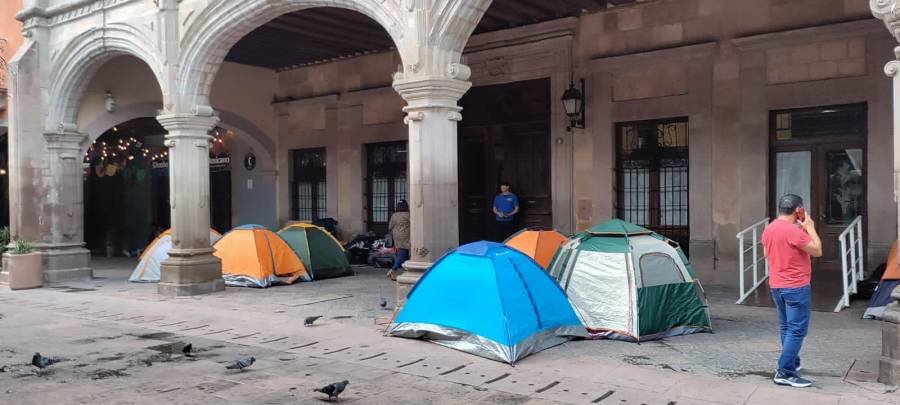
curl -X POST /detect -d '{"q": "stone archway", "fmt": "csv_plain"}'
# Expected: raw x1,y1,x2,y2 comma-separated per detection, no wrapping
164,0,492,298
47,25,167,131
7,25,168,283
174,0,407,112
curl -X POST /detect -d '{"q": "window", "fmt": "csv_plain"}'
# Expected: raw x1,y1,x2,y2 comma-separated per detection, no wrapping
772,104,866,141
366,141,407,235
616,118,689,253
291,148,326,221
639,253,685,287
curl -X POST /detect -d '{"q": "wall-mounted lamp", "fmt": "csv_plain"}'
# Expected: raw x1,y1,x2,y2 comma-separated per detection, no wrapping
561,78,585,130
104,90,116,113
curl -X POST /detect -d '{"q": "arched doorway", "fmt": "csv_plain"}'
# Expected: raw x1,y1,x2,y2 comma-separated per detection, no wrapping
83,118,234,257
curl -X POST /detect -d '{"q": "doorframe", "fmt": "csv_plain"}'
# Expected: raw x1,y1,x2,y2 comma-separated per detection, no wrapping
767,103,868,270
457,78,554,243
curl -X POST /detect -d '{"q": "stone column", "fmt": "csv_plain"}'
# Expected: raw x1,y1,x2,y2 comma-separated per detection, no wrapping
37,130,91,282
880,58,900,385
392,65,472,307
872,0,900,385
155,110,224,296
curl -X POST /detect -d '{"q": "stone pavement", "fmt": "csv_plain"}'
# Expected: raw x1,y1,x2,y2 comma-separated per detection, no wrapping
0,259,898,404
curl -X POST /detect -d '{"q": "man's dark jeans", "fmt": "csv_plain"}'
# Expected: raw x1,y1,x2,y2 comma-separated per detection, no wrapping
495,220,516,242
770,285,811,377
392,248,409,271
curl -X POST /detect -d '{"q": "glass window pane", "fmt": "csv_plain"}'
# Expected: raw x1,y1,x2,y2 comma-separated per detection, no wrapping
772,104,866,140
660,164,688,227
394,176,407,203
622,164,649,226
774,151,811,214
639,253,685,287
371,177,389,224
297,182,312,221
316,182,327,220
826,149,864,225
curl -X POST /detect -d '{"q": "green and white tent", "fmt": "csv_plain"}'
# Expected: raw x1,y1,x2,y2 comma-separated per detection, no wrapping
547,219,711,342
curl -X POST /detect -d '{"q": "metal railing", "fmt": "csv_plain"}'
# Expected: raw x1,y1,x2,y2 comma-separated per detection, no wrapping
736,218,770,304
834,216,865,312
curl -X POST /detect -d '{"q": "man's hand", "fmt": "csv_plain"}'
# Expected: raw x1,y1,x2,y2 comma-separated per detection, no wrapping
799,214,823,258
800,215,816,233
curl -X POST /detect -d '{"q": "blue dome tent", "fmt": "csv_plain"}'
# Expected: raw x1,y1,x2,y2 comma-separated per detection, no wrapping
386,241,585,364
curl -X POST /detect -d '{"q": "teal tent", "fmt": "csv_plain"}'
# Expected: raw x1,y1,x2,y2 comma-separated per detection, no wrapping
278,223,352,279
547,219,711,341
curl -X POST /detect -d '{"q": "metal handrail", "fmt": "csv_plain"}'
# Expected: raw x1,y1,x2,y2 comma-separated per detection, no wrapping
736,218,770,304
834,216,864,312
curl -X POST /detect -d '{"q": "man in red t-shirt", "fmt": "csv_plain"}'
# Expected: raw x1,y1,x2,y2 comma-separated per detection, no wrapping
761,194,822,388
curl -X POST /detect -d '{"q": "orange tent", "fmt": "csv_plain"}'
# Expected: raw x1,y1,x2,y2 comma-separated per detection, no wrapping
864,240,900,319
884,240,900,280
504,228,568,269
214,225,311,288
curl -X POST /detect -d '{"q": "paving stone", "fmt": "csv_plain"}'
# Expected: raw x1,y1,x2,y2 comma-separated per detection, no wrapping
745,385,841,405
669,373,757,404
0,262,893,404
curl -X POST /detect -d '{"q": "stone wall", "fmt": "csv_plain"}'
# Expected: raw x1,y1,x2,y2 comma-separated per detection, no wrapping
0,0,23,128
765,38,866,84
570,0,890,283
256,0,894,283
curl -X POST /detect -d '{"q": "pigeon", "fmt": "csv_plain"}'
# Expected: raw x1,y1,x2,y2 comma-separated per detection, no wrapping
182,343,194,358
379,298,387,309
314,380,349,401
31,353,54,369
304,316,323,327
225,356,255,372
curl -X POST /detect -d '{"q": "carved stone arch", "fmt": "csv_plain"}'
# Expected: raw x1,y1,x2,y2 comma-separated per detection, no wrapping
47,23,167,132
79,102,276,168
427,0,491,64
175,0,407,112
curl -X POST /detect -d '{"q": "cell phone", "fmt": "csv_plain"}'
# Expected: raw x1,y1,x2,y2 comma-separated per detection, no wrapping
795,207,806,222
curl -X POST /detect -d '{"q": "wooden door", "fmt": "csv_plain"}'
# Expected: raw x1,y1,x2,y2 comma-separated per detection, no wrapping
459,127,490,244
770,104,867,273
458,78,551,243
771,144,865,272
502,122,553,230
210,170,232,234
815,144,866,270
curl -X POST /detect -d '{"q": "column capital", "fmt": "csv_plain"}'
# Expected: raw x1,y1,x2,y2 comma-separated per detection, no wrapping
872,0,900,42
887,60,900,77
156,108,219,138
392,74,472,111
43,130,86,155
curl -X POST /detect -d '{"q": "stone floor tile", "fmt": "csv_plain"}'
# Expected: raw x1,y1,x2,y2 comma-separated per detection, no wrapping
745,385,841,405
669,373,758,404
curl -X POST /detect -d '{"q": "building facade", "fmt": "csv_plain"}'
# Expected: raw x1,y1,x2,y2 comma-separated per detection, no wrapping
6,0,900,297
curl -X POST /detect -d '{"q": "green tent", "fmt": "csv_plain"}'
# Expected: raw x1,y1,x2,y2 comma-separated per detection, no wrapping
277,223,353,279
547,219,711,341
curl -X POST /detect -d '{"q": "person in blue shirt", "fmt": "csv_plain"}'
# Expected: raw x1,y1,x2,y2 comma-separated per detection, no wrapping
492,181,519,241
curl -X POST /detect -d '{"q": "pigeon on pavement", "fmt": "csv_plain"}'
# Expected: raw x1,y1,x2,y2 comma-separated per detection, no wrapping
225,356,255,371
304,316,323,327
314,380,349,401
31,353,54,369
379,298,387,309
182,343,194,358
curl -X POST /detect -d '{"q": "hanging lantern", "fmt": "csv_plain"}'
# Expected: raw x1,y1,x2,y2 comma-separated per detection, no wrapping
561,79,585,130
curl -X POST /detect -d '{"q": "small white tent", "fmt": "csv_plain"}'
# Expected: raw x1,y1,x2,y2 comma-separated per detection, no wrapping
129,229,223,282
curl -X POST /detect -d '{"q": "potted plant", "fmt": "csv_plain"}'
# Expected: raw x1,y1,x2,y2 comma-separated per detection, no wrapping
0,227,10,256
5,239,42,290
